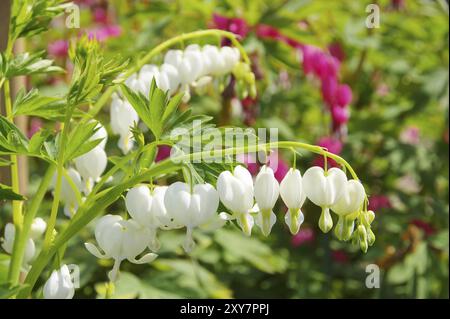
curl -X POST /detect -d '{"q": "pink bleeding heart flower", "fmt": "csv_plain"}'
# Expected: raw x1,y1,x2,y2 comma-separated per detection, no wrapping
331,105,349,126
92,7,108,24
155,145,172,162
321,77,338,106
255,24,281,40
336,84,353,107
291,228,315,247
368,195,391,211
313,136,343,168
328,42,346,62
48,40,69,58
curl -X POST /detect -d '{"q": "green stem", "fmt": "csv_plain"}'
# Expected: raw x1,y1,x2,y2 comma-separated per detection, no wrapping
42,111,72,251
4,79,25,284
8,164,56,285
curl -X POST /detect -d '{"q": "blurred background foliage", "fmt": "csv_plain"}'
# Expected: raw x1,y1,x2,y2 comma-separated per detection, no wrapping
0,0,448,298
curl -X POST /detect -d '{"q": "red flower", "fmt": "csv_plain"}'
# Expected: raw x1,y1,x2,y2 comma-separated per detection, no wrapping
291,228,315,247
410,219,436,236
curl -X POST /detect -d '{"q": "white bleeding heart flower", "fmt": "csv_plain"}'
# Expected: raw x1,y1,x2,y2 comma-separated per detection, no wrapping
110,95,139,154
90,120,108,149
280,168,306,235
30,217,47,240
125,73,147,95
331,180,366,216
202,45,226,75
164,49,183,68
164,182,220,252
43,264,75,299
303,166,347,233
1,223,35,266
254,166,279,236
220,46,240,73
74,146,107,194
55,167,83,218
85,214,157,281
159,63,180,94
139,64,160,94
217,165,255,236
125,185,167,251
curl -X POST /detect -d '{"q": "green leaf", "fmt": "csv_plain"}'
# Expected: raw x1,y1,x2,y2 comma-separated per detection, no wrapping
13,88,66,120
6,51,63,78
64,121,102,162
0,115,29,154
0,183,25,201
162,92,183,123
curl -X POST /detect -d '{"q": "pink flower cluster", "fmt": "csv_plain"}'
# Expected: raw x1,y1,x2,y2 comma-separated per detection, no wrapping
313,136,343,168
212,15,353,132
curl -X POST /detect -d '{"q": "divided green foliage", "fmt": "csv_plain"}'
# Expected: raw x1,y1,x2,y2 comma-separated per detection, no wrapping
0,183,25,201
13,88,67,120
63,120,104,162
1,51,63,78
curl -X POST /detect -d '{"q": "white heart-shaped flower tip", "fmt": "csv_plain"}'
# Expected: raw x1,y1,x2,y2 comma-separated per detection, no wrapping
90,120,108,149
85,215,157,281
110,95,139,154
164,182,219,253
74,145,107,193
303,166,347,233
30,217,47,240
217,165,255,236
280,168,306,235
331,180,366,216
43,264,75,299
1,223,36,266
254,165,279,236
54,167,84,218
125,185,167,251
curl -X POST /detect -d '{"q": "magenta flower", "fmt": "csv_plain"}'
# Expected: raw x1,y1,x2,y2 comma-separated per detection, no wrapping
291,228,315,247
92,7,108,24
328,42,346,62
267,151,289,183
27,118,43,139
212,13,249,38
400,126,420,145
368,195,391,211
155,145,172,162
336,84,353,107
236,153,259,175
331,249,349,264
321,76,338,106
410,219,436,236
255,24,281,40
331,105,349,126
87,25,121,42
48,40,69,58
313,136,343,168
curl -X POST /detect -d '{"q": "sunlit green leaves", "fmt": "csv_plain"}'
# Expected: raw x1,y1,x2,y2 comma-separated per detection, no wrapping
12,88,66,120
68,36,128,106
120,81,184,140
1,51,63,79
0,183,25,201
9,0,69,41
63,120,104,162
0,115,29,154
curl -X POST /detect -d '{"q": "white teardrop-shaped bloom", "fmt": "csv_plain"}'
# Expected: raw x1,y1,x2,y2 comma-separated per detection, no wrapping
331,180,366,216
1,223,35,265
159,63,180,94
164,49,183,68
30,217,47,240
125,185,167,251
74,146,107,193
303,166,347,233
220,46,240,73
125,73,147,95
110,95,139,138
43,264,75,299
280,168,306,234
57,167,84,218
85,214,157,281
181,50,204,83
139,64,160,95
217,165,255,236
202,45,226,75
254,166,279,236
164,182,220,252
90,120,108,149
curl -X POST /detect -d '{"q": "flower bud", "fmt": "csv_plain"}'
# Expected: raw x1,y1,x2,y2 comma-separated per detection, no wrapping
30,217,47,240
1,223,36,266
43,264,75,299
357,225,368,253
